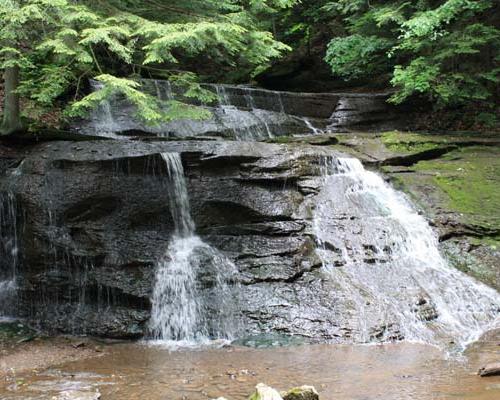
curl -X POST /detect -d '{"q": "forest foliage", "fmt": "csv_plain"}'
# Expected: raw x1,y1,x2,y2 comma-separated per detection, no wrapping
0,0,498,133
0,0,296,133
323,0,499,109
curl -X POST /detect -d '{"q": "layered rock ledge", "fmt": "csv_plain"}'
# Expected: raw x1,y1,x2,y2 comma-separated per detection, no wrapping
0,139,348,338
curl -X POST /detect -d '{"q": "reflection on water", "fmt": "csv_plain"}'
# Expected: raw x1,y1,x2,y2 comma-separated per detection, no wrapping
2,341,499,399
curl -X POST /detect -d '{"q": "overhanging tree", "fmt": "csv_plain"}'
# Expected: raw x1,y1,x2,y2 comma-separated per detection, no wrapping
0,0,296,135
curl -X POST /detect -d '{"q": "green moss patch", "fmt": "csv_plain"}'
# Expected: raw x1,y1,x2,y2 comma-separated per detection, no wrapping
381,131,442,154
414,146,500,228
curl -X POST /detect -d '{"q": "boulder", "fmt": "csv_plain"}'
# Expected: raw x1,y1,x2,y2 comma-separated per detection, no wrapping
282,386,319,400
249,383,283,400
478,362,500,377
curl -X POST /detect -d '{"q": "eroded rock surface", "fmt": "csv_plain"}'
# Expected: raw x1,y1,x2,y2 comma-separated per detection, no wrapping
2,132,498,340
0,140,347,338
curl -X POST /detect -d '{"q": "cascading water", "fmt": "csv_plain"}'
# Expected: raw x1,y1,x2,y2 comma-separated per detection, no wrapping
293,116,323,135
0,192,19,319
215,85,274,140
86,81,122,137
149,153,237,344
313,157,500,348
79,79,322,139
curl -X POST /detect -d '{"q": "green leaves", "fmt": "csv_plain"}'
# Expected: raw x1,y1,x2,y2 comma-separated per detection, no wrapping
325,34,393,80
399,0,491,41
68,74,212,125
168,72,218,104
141,22,247,64
80,25,133,62
68,74,158,121
19,64,74,106
323,0,499,108
1,0,295,130
390,58,440,104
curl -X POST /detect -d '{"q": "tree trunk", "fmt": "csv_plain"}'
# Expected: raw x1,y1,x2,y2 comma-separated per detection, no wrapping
1,66,23,135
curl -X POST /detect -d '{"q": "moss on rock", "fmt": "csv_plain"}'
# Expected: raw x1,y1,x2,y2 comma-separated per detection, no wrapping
382,131,441,154
282,386,319,400
413,146,500,229
378,132,500,290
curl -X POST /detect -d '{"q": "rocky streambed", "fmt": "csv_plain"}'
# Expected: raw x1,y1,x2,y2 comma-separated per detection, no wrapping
1,335,500,400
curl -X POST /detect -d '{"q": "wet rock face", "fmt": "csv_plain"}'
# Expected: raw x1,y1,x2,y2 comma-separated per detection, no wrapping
0,140,348,339
328,95,407,132
283,386,319,400
74,80,408,138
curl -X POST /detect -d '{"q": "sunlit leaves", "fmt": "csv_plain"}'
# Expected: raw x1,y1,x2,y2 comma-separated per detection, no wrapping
80,25,133,62
1,0,296,128
68,74,212,124
142,22,247,64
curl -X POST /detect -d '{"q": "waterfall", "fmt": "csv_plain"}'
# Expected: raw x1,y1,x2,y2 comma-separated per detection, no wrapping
301,118,321,134
0,192,18,319
215,85,273,140
80,79,319,139
244,92,273,138
313,157,500,348
160,153,195,237
87,81,121,138
149,153,237,344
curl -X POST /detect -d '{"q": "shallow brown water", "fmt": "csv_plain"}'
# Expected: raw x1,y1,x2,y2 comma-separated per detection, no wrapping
2,340,500,399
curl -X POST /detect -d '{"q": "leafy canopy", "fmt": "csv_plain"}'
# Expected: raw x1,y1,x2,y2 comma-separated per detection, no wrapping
322,0,499,107
0,0,296,127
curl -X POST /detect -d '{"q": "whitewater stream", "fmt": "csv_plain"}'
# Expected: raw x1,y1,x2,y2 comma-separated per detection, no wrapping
149,153,237,345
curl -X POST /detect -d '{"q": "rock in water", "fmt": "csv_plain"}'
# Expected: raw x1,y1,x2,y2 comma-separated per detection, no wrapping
249,383,283,400
478,362,500,377
283,386,319,400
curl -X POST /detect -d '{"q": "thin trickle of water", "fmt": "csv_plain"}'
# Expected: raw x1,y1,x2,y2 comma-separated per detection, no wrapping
293,116,322,135
274,90,286,114
149,153,237,344
216,85,232,107
164,81,174,101
154,80,163,100
303,118,320,134
87,81,121,137
313,157,500,348
100,101,118,132
0,192,19,317
244,93,273,138
160,153,195,238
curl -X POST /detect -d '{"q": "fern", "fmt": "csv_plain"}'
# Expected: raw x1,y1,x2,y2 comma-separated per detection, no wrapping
69,74,212,125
